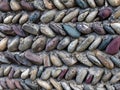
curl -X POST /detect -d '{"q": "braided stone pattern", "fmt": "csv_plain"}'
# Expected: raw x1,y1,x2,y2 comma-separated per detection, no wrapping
0,0,120,90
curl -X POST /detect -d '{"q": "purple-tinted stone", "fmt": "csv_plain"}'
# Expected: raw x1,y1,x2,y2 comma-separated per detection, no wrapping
0,81,8,89
12,25,25,37
98,7,112,20
85,74,94,84
8,68,15,79
14,80,23,90
24,50,43,65
92,22,106,35
20,0,34,11
6,78,16,90
45,37,60,51
4,52,20,65
57,69,68,81
106,36,120,55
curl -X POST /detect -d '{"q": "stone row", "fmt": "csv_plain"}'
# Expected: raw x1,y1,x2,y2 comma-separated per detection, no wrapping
0,0,120,12
1,48,120,68
1,7,120,24
1,22,120,37
0,65,120,87
0,77,119,90
0,34,119,54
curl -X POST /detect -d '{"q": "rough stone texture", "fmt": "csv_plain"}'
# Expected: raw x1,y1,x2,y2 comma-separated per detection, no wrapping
0,0,119,89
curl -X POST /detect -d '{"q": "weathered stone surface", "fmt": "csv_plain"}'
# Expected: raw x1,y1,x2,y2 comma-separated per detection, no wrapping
4,15,14,24
67,39,78,52
62,9,79,23
61,82,71,90
98,7,112,20
57,37,70,50
95,0,104,6
41,68,51,80
12,25,25,37
20,0,34,11
8,36,20,51
34,0,45,11
14,80,23,90
98,36,112,50
110,56,120,67
90,68,104,84
42,53,51,67
45,37,60,51
111,23,120,34
21,69,30,79
103,24,115,34
54,10,66,22
92,22,106,35
19,35,33,51
40,10,56,23
102,69,112,82
65,67,77,80
52,69,61,78
49,22,66,36
85,74,94,84
40,24,55,37
25,50,42,65
107,0,120,6
15,54,32,66
89,37,102,50
76,68,88,84
76,35,95,52
53,0,65,10
32,36,46,52
50,78,63,90
50,52,62,67
37,79,52,90
95,50,114,69
0,0,10,12
87,52,103,67
76,23,92,34
75,53,93,66
85,9,98,22
63,24,80,38
75,0,88,8
29,11,40,22
57,51,77,66
110,72,120,84
4,66,12,76
19,13,28,24
10,0,21,11
6,79,16,90
25,79,38,90
0,37,8,51
87,0,96,8
22,23,39,35
78,10,89,22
